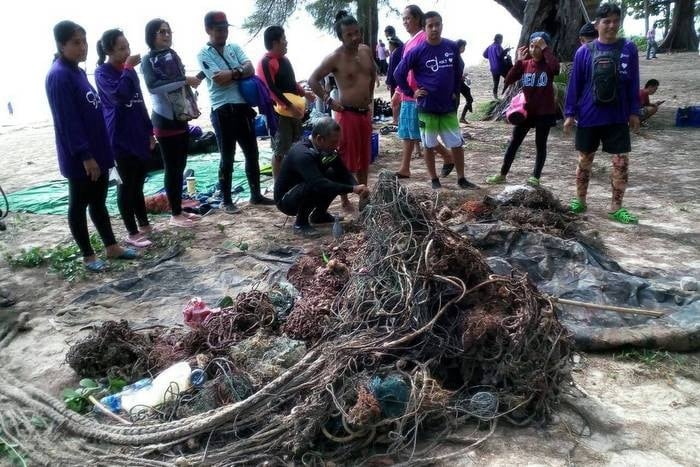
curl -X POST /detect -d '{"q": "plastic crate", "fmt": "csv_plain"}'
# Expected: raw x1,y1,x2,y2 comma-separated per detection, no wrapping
675,106,700,128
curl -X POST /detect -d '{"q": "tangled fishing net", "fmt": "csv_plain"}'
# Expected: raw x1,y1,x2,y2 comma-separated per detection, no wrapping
0,172,573,466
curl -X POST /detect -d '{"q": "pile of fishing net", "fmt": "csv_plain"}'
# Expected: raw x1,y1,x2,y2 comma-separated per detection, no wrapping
0,171,573,465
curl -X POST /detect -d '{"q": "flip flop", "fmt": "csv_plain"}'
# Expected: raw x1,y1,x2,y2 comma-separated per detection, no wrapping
125,235,152,248
85,258,108,272
112,248,140,260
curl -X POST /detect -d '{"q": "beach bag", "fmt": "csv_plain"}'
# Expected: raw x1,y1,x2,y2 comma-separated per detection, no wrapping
169,85,201,121
505,92,527,125
588,39,625,105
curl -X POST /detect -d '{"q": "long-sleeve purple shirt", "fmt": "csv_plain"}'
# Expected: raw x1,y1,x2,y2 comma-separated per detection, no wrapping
45,58,114,180
565,39,640,127
483,42,504,74
394,39,463,114
95,63,153,160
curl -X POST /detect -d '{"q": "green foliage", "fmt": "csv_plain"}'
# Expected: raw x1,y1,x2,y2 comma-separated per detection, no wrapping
473,100,499,121
0,435,27,467
630,35,648,51
615,349,700,381
62,376,127,414
6,233,103,281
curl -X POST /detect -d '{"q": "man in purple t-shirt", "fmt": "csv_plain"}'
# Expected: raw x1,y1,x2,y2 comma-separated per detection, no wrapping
564,3,641,224
394,11,476,190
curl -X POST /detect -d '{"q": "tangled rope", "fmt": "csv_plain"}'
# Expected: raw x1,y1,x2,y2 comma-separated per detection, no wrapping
0,171,573,465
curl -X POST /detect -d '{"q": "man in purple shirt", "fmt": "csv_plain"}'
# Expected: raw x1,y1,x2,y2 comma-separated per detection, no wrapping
483,34,510,100
394,11,476,190
564,3,641,224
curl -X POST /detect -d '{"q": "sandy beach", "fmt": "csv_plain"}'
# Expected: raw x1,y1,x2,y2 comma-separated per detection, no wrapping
1,54,699,464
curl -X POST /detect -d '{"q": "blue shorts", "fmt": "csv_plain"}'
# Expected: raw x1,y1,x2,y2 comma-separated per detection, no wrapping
398,100,421,141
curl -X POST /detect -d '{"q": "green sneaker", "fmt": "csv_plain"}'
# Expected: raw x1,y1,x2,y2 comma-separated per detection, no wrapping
486,174,506,184
609,207,639,224
526,176,540,187
570,198,587,214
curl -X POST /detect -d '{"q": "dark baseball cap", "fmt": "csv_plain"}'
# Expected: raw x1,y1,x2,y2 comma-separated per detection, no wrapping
204,11,230,29
579,22,598,38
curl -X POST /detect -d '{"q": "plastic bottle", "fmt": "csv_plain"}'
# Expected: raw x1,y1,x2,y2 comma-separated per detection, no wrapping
121,362,193,414
98,378,152,413
332,214,344,240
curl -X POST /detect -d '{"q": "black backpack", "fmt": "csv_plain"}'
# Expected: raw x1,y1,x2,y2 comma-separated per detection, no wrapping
587,39,625,105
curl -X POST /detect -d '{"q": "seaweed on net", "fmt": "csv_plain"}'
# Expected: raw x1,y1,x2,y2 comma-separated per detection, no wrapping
0,171,573,466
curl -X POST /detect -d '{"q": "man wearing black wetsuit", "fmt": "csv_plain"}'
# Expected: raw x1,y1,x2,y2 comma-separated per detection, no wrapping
274,117,369,238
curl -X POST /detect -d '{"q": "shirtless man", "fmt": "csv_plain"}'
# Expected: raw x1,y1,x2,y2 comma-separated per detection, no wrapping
309,10,376,211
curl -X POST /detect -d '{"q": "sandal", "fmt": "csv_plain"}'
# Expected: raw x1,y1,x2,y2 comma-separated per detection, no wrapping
111,248,140,260
609,207,639,224
125,235,152,248
526,176,540,187
84,258,108,273
394,172,410,179
570,198,587,214
485,174,506,185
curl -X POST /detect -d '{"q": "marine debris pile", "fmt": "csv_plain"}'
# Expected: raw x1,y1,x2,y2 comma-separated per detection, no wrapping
0,172,573,465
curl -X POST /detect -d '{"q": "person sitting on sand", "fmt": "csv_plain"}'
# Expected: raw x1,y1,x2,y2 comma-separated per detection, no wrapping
486,32,560,188
95,29,155,248
639,79,663,123
274,117,369,238
309,10,376,213
46,20,139,272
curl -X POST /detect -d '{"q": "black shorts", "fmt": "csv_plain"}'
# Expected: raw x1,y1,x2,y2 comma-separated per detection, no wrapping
575,123,631,154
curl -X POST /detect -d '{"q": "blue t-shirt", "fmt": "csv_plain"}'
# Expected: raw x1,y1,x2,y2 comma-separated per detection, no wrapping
564,39,640,127
45,58,114,180
197,43,250,110
394,39,464,114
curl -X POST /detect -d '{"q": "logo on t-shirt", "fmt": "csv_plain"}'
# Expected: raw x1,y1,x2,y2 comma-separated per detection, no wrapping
425,51,455,72
85,90,101,109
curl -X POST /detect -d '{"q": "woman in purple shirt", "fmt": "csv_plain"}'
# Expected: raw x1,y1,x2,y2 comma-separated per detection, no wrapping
96,29,154,248
45,21,138,272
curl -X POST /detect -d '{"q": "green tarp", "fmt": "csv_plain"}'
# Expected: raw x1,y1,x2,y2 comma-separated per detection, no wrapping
7,152,273,216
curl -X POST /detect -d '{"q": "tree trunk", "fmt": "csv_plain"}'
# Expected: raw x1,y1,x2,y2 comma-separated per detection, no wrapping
517,0,598,61
494,0,526,23
658,0,699,51
356,0,378,55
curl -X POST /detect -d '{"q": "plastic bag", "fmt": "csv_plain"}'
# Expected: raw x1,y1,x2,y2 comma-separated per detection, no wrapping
505,91,527,125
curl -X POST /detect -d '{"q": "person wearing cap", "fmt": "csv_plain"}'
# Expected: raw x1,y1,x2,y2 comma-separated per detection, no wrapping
256,26,314,181
564,3,641,224
197,11,274,214
578,22,598,46
486,32,560,187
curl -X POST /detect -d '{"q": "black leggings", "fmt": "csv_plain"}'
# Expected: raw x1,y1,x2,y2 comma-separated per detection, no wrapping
211,104,262,204
67,174,116,258
115,156,149,235
458,82,473,121
500,124,551,178
158,132,189,216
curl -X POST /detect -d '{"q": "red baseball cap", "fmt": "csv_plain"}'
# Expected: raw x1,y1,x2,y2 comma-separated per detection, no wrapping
204,11,230,29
